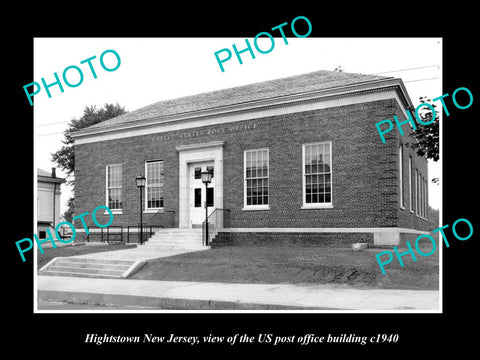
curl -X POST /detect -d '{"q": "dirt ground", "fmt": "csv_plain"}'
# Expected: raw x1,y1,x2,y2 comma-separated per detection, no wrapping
129,245,439,290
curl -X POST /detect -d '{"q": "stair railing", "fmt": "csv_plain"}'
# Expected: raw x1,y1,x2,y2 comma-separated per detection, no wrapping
203,208,230,245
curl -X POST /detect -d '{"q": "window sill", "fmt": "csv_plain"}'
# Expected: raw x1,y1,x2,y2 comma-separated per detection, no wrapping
242,206,270,211
106,210,123,215
301,204,334,209
143,209,164,214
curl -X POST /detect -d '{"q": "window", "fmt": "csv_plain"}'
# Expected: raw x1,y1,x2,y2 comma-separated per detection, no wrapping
419,173,423,217
194,188,201,207
421,176,427,219
303,142,332,207
106,164,122,211
423,177,426,218
399,144,404,209
207,187,214,207
194,167,201,179
415,169,419,216
421,176,425,218
409,157,414,213
426,178,429,218
146,160,164,209
244,149,269,208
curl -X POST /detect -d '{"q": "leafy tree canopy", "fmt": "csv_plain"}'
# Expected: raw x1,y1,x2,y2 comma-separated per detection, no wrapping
51,103,127,184
51,103,127,220
409,96,439,162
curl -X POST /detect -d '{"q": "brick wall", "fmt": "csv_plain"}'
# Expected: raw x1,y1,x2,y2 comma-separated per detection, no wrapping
392,102,430,232
223,100,400,228
74,97,428,233
212,232,374,247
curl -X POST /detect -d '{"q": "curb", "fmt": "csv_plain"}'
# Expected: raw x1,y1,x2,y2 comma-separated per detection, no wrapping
37,290,330,310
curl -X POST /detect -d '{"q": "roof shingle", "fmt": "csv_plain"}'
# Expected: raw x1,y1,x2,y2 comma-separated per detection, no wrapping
87,70,392,130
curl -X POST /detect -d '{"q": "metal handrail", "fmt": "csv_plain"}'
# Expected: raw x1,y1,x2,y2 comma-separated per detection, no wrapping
203,208,230,245
86,227,104,243
106,226,123,243
86,225,163,244
127,224,164,244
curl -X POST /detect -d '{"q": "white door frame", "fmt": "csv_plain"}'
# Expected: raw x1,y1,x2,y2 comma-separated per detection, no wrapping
189,161,215,227
176,141,224,228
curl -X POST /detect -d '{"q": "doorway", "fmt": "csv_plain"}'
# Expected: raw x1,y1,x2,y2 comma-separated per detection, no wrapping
189,161,215,227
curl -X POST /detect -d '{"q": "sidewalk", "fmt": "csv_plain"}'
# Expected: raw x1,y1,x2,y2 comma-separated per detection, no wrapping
37,275,440,311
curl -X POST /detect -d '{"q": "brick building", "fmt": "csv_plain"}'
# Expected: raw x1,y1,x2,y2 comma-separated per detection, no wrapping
72,70,430,247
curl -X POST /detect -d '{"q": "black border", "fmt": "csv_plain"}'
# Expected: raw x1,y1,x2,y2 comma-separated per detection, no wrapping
7,6,478,355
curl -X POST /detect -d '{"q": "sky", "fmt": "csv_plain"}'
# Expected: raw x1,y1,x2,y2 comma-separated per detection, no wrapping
33,37,442,215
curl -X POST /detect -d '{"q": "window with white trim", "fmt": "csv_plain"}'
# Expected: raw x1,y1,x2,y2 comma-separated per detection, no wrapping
424,178,428,218
422,176,427,219
244,149,269,208
419,175,425,218
415,169,419,216
409,157,413,213
419,174,423,217
303,142,332,207
106,164,122,210
146,160,164,209
399,144,404,209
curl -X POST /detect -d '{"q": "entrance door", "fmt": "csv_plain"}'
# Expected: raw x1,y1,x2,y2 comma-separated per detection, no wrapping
189,161,215,227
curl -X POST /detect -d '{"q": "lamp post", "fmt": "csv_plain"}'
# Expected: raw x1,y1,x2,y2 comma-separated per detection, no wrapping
135,175,146,244
201,170,212,246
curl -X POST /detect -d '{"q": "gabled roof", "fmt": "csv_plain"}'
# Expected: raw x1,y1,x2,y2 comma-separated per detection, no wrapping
37,168,65,184
83,70,395,131
37,168,52,177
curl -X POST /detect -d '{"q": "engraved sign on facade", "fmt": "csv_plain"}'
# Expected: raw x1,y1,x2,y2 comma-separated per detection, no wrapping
155,123,257,142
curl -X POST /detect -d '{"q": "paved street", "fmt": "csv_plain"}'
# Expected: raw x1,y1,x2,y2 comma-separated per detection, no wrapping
37,299,158,310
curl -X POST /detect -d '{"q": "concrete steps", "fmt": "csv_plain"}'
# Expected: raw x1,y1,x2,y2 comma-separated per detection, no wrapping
143,228,208,250
39,257,145,279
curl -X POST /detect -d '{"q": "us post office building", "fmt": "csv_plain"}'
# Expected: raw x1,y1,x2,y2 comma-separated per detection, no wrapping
72,70,431,247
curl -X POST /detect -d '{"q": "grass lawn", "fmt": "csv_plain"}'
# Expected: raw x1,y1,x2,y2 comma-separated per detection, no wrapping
130,245,439,290
36,242,439,290
37,243,137,269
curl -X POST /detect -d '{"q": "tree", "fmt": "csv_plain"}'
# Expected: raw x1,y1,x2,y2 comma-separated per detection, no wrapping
408,96,439,162
51,103,127,219
428,205,439,230
62,197,75,223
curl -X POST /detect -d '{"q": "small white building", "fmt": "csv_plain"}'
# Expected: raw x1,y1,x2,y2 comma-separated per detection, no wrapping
37,168,65,238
